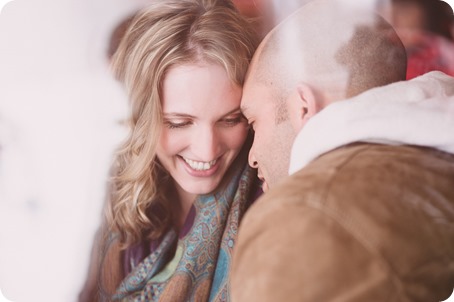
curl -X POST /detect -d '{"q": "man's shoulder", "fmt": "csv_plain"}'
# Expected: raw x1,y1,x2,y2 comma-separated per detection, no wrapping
244,143,454,225
295,142,454,181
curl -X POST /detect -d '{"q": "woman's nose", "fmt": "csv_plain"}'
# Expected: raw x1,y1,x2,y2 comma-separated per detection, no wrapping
192,126,221,160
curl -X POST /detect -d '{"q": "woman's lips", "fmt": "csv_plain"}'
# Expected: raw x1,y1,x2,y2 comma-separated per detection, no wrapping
179,155,221,177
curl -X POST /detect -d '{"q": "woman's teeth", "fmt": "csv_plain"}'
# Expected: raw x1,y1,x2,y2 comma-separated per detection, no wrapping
183,158,217,171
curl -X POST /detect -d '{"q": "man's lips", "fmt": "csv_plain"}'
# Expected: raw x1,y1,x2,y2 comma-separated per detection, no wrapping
261,180,269,192
257,173,269,192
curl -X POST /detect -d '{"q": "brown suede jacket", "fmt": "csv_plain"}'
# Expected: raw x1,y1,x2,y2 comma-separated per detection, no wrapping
232,143,454,301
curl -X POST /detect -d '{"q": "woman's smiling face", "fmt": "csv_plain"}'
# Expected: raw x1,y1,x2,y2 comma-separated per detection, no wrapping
156,63,249,198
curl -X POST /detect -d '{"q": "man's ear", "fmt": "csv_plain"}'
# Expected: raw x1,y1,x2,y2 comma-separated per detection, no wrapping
294,83,319,128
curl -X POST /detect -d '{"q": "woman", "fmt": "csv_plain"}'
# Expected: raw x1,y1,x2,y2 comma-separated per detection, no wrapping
80,0,260,301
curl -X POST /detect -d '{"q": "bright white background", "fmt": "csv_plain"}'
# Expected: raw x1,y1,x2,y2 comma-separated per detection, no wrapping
0,0,146,301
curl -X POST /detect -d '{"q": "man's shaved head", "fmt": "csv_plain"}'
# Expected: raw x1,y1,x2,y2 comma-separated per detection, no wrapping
251,0,407,104
241,0,408,190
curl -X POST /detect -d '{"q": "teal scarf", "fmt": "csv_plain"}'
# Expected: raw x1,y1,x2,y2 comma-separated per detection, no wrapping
113,163,257,301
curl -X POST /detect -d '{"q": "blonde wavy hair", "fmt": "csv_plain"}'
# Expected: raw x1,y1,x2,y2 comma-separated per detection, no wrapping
108,0,259,248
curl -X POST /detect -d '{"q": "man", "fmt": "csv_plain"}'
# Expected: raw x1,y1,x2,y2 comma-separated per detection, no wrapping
231,0,454,301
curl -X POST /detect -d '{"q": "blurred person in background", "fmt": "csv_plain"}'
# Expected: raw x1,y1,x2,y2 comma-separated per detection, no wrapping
233,0,315,38
106,12,136,62
79,0,260,301
378,0,454,79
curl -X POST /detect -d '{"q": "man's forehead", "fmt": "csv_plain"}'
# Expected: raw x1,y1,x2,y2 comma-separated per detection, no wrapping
241,80,275,116
240,93,253,117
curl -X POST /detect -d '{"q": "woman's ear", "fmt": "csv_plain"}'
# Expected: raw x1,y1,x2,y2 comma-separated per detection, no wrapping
288,83,319,131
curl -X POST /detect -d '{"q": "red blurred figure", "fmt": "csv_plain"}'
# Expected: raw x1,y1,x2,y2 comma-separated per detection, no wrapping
378,0,454,79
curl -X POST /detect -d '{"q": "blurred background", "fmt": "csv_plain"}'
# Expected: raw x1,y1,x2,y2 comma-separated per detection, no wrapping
0,0,141,300
0,0,453,301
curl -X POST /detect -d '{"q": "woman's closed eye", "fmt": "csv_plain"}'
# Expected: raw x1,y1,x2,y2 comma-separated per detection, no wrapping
220,115,246,127
164,120,192,129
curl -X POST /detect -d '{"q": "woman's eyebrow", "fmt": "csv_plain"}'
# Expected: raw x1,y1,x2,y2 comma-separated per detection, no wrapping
162,113,195,118
163,108,242,119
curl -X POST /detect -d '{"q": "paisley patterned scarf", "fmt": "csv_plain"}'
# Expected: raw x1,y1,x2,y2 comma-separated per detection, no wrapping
113,163,258,301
